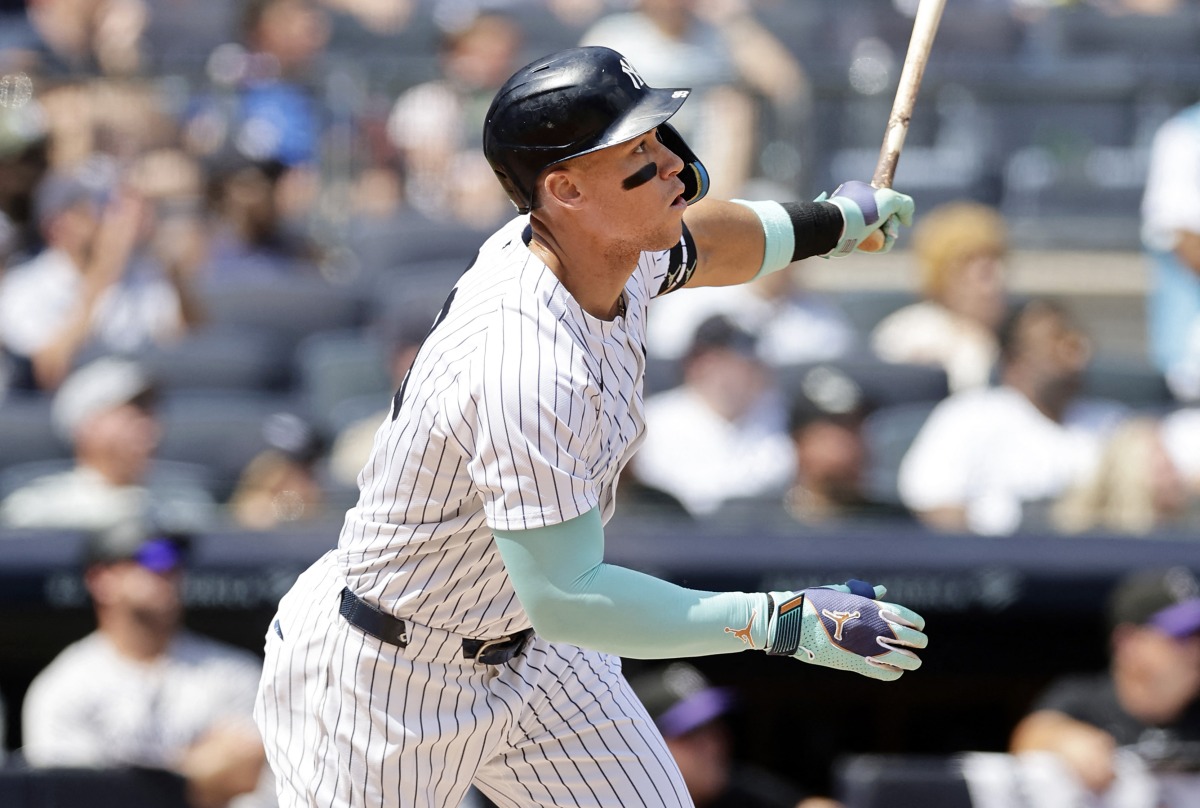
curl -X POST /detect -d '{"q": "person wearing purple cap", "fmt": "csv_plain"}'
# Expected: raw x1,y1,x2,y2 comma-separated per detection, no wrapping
20,517,276,808
1010,567,1200,794
630,662,843,808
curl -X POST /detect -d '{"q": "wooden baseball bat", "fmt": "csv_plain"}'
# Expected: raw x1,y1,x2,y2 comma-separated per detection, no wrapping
860,0,948,252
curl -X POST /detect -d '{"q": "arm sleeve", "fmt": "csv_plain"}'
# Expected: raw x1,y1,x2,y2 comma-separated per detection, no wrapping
493,507,772,658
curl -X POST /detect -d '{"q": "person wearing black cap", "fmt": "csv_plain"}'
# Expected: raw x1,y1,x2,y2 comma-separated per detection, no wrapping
633,314,795,516
630,662,842,808
20,517,274,808
783,365,913,525
1010,567,1200,793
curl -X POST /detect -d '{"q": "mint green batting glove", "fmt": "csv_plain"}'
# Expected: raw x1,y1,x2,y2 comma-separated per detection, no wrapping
817,181,915,257
765,579,927,681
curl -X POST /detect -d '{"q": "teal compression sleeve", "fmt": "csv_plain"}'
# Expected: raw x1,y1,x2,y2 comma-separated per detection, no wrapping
493,508,772,658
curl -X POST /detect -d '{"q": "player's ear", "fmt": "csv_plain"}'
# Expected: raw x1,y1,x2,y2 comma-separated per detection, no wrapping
542,168,584,210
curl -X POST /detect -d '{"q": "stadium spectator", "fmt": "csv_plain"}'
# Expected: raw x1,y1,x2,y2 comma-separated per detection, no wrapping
647,262,857,366
0,170,199,390
0,357,216,533
1010,567,1200,793
580,0,809,200
897,298,1124,535
870,200,1009,393
1141,100,1200,402
632,315,794,517
0,0,148,78
629,661,842,808
20,517,273,808
1053,416,1195,536
386,11,524,228
783,365,913,525
229,411,328,530
200,157,322,281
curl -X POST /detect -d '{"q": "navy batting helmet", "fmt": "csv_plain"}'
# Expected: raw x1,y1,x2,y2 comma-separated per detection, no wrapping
483,46,709,214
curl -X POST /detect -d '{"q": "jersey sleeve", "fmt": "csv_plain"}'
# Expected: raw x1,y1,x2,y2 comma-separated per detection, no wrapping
455,306,604,531
647,222,699,298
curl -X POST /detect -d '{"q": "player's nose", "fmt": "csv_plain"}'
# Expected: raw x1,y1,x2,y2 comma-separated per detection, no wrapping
654,129,685,178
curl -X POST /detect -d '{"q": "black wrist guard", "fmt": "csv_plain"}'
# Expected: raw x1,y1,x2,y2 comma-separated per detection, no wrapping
781,202,843,260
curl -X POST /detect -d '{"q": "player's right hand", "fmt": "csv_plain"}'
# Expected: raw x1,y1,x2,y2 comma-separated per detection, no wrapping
765,580,927,681
818,181,914,257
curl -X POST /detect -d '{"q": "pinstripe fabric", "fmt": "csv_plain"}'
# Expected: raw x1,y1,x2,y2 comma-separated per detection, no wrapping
255,215,698,807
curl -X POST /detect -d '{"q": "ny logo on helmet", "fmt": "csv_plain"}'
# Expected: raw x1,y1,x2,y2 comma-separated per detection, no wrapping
620,58,646,89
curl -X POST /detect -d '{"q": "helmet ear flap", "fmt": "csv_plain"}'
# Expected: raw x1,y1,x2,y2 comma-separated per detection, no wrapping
656,123,709,205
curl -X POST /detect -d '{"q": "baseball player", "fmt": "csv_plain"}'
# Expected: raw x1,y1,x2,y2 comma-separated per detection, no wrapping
254,46,927,808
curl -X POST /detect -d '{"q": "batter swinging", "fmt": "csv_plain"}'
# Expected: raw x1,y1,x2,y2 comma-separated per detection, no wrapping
254,46,926,808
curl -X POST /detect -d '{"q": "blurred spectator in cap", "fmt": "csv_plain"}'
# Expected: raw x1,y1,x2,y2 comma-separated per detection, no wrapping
1053,416,1196,536
870,201,1009,393
1011,567,1200,793
783,366,913,525
329,312,430,489
632,315,794,517
229,411,329,530
21,515,275,808
897,298,1125,535
0,356,216,531
0,169,197,390
629,661,840,808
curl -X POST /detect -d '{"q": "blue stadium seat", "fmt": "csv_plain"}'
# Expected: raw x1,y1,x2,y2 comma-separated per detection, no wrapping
156,391,304,501
0,392,68,478
294,329,392,434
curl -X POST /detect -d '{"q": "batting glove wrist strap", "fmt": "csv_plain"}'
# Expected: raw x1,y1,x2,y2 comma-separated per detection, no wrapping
765,592,805,656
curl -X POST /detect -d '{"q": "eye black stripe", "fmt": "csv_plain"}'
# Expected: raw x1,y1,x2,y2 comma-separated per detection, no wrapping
622,162,657,190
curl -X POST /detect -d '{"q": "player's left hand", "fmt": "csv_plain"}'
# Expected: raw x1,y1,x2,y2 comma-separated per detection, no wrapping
766,579,927,681
818,181,914,257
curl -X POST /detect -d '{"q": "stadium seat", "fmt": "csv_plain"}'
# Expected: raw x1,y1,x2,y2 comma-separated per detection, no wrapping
196,278,370,356
835,755,973,808
776,358,949,410
1081,356,1174,410
294,329,392,434
126,326,293,393
861,400,939,505
0,392,68,478
828,290,919,341
156,391,304,501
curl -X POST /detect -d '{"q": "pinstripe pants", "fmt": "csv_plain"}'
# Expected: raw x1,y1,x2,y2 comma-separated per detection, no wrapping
254,552,694,807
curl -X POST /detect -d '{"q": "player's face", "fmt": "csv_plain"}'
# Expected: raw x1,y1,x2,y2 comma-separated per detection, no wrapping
581,128,688,252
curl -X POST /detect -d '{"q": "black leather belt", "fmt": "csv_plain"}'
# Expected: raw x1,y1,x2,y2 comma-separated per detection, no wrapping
338,587,532,665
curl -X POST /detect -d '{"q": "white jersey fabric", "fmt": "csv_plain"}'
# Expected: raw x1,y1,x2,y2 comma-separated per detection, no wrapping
23,630,273,808
256,215,699,808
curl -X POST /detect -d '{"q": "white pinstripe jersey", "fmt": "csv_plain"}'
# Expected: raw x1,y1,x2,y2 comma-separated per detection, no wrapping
336,216,697,639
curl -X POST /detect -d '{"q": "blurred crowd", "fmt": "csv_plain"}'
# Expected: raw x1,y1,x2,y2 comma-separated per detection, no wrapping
0,0,1198,541
2,0,1200,805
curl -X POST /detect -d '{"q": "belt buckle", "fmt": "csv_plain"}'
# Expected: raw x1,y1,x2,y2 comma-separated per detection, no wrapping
471,636,512,664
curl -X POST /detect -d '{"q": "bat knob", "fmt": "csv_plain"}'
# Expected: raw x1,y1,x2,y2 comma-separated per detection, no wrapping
860,230,887,253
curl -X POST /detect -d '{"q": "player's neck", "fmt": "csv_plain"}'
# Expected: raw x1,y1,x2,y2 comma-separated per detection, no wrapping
528,217,634,320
